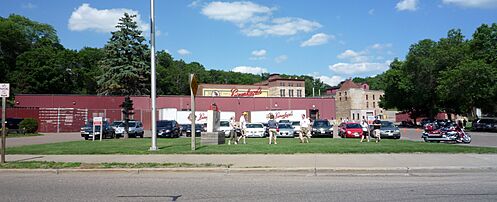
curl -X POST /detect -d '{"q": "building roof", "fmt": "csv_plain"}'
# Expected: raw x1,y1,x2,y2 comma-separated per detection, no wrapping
338,79,363,91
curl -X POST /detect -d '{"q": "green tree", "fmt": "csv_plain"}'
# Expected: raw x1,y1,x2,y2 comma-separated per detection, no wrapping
120,96,135,139
0,14,59,85
438,60,497,116
97,13,150,95
75,47,105,94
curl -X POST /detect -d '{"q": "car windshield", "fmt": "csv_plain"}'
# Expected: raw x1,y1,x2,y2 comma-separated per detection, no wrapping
111,121,122,126
347,123,362,128
157,121,173,127
278,124,292,129
128,122,137,127
292,121,300,126
279,120,290,123
247,124,263,128
381,121,395,127
313,121,330,127
220,121,229,127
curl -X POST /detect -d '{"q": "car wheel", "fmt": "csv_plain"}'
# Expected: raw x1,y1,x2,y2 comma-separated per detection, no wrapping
84,136,89,140
139,132,144,138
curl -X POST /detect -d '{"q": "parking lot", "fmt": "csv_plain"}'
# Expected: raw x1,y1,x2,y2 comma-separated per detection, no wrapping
399,128,497,148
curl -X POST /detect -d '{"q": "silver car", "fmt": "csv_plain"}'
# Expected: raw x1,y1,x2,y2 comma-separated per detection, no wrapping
379,121,401,139
114,121,145,138
277,123,295,137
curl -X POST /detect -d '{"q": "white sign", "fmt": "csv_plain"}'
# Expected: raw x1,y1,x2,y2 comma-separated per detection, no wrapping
0,83,9,98
250,110,306,123
93,117,103,126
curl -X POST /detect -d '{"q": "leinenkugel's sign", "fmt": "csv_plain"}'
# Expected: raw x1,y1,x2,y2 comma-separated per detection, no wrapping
203,87,269,97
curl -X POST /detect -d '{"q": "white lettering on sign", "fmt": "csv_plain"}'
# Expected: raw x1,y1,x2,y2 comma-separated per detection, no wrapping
0,83,9,98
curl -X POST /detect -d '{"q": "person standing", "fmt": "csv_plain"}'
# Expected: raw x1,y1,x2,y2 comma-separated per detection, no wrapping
360,118,370,143
228,116,237,145
237,112,248,144
299,114,311,143
267,114,278,144
372,116,382,143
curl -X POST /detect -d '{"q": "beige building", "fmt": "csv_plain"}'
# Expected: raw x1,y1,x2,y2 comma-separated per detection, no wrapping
198,74,305,97
335,80,385,122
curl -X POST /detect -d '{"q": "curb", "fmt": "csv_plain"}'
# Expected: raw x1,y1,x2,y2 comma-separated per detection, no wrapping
1,166,496,175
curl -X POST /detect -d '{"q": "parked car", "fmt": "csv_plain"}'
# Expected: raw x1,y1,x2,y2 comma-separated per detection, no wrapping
245,123,266,138
276,123,294,137
376,121,401,139
472,118,497,132
219,120,232,137
420,118,435,127
5,118,24,133
156,120,180,138
311,120,333,137
114,120,144,138
80,121,116,140
185,124,202,137
291,121,301,136
110,120,123,130
278,120,291,124
261,122,269,137
338,122,363,138
179,124,189,136
399,120,416,128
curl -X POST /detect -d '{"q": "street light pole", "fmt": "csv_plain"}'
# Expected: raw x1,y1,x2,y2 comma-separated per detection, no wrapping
149,0,158,151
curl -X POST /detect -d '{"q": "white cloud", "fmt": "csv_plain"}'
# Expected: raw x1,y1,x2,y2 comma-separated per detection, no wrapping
300,33,334,47
396,0,418,11
442,0,497,8
243,17,321,36
368,9,375,15
201,1,321,37
329,61,390,75
274,55,288,63
201,1,272,25
370,43,393,50
22,3,36,9
177,49,191,55
232,66,268,74
188,0,202,8
337,50,370,63
309,73,344,86
252,49,267,58
68,3,148,33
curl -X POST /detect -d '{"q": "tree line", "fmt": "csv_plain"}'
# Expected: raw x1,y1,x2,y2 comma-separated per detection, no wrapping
0,14,329,102
354,25,497,121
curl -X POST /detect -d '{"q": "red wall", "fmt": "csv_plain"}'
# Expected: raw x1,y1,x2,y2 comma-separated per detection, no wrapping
14,95,336,131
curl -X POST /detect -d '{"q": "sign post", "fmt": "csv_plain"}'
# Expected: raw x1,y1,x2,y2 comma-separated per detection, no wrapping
93,117,103,141
190,74,198,151
1,83,10,163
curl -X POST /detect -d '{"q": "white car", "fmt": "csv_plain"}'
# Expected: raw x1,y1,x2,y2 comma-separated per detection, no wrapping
291,121,301,136
219,120,232,137
245,123,266,138
114,120,144,138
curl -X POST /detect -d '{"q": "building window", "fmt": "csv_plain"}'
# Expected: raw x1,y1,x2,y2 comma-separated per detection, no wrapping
280,82,285,86
339,92,341,96
366,94,368,100
289,89,294,97
297,89,302,97
373,102,376,108
345,96,348,101
296,83,301,87
339,97,342,101
373,94,375,100
352,113,355,120
288,83,294,87
367,102,369,108
280,89,285,97
345,91,347,96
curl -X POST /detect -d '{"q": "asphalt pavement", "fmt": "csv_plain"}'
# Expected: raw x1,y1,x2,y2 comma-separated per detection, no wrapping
399,128,497,147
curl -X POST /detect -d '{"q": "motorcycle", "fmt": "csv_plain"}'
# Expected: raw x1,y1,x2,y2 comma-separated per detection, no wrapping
421,122,471,144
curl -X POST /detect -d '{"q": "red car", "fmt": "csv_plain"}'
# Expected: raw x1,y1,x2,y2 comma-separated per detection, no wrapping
338,122,364,138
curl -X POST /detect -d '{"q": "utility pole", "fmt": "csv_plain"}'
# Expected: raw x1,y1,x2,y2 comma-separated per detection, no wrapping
149,0,158,151
1,83,10,164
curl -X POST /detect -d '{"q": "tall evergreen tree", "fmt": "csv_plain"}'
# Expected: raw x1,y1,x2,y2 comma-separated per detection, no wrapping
97,13,150,95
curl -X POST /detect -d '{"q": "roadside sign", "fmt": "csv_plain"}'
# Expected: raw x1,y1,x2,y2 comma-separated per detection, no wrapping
190,74,198,96
93,117,103,126
0,83,9,98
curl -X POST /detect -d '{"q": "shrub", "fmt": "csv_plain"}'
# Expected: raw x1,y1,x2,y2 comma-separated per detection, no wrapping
19,118,38,133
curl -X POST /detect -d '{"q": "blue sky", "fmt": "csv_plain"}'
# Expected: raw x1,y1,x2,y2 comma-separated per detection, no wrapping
1,0,497,86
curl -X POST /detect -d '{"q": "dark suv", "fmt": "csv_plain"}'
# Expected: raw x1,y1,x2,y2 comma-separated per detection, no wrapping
157,120,180,138
473,119,497,132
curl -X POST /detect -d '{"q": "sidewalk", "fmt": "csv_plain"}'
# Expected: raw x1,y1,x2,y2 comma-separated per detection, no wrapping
6,154,497,173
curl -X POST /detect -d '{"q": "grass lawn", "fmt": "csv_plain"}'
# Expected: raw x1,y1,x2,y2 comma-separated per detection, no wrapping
0,161,227,169
5,133,43,138
6,137,497,154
